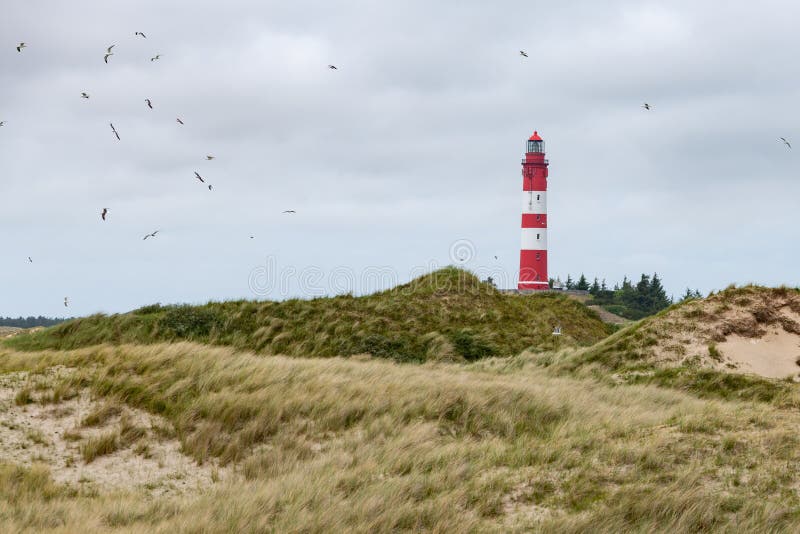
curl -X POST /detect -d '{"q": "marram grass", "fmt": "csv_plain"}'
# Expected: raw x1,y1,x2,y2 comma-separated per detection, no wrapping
2,343,800,532
3,268,611,362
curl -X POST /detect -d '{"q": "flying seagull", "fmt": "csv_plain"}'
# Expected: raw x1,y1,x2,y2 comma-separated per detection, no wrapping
779,137,791,149
282,210,296,214
81,92,90,99
206,155,215,160
208,185,213,191
143,230,159,240
194,171,205,183
64,297,69,307
0,121,5,127
28,257,32,263
104,44,115,63
16,43,26,52
519,50,528,57
176,118,184,125
110,123,120,141
135,32,146,39
145,98,153,109
150,54,161,62
642,102,652,111
101,208,108,221
328,64,337,70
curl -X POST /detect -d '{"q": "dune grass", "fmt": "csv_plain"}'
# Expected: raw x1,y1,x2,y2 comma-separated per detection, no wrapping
2,343,800,531
3,268,612,362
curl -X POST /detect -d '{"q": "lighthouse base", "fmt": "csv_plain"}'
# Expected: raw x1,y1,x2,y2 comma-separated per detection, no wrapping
517,281,550,290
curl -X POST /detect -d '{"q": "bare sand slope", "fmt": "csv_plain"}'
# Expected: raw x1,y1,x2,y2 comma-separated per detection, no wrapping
596,286,800,380
719,326,800,379
0,367,227,495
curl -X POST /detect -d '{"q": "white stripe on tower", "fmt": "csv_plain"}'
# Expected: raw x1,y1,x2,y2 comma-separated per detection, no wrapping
518,130,549,290
521,191,547,214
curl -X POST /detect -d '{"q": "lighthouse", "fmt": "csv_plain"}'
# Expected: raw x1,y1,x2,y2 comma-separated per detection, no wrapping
518,131,549,290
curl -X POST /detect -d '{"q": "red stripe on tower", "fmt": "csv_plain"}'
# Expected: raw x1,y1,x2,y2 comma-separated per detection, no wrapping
518,131,549,290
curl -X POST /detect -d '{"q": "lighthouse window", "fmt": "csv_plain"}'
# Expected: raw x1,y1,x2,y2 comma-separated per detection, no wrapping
536,194,540,201
536,253,541,260
536,215,541,221
536,233,540,240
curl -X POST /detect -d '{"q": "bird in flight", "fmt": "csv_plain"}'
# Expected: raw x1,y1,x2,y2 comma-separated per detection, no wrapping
104,45,115,63
494,255,498,260
64,297,69,307
282,210,296,214
101,208,108,221
135,32,147,39
16,43,26,52
143,230,159,240
642,102,652,111
519,50,528,57
328,65,338,70
176,118,184,125
0,121,5,127
81,92,90,99
194,171,205,183
208,185,213,191
110,123,120,141
145,98,153,109
779,137,792,149
150,54,161,62
206,155,215,160
28,257,32,263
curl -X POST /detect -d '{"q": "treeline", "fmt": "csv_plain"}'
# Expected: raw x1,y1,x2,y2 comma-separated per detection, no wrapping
0,316,70,328
550,273,702,320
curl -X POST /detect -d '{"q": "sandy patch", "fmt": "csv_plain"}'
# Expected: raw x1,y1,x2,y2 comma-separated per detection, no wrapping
718,326,800,379
0,367,228,495
0,327,22,338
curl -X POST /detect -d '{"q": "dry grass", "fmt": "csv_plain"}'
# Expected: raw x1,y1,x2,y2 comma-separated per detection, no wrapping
81,403,122,427
1,343,800,531
81,431,119,463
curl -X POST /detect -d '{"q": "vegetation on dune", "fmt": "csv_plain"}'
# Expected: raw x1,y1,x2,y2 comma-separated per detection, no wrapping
4,268,612,362
2,344,800,531
542,285,800,405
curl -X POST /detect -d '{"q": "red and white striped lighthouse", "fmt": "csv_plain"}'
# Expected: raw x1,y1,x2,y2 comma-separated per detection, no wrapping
518,131,549,290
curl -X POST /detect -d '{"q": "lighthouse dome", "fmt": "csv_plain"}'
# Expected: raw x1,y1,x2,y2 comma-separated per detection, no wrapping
527,131,545,153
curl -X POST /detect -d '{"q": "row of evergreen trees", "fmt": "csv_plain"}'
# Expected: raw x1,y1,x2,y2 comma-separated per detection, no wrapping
549,273,702,320
0,316,70,328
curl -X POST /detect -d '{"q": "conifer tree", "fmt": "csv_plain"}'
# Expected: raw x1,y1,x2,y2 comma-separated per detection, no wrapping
589,277,600,295
649,273,671,311
576,274,590,291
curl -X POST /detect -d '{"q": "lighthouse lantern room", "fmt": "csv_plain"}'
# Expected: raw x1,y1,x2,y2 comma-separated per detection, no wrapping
518,131,550,290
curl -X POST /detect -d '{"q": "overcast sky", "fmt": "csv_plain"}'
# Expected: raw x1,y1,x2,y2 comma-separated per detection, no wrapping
2,0,799,317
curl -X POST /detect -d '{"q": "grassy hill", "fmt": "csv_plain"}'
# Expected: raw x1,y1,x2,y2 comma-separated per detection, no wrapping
542,286,800,405
4,282,800,531
2,343,800,531
4,268,612,362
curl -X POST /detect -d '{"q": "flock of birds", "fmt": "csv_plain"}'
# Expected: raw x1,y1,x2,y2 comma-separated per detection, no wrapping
3,39,793,309
8,34,309,308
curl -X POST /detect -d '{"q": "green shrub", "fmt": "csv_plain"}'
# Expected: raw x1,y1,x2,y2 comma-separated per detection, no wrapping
133,304,165,315
157,306,222,339
451,329,496,361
